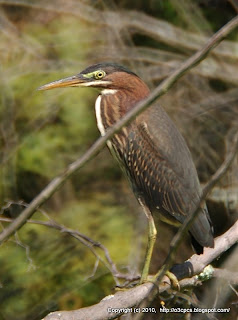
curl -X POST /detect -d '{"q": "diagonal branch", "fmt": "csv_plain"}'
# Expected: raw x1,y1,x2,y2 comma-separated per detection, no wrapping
0,15,238,246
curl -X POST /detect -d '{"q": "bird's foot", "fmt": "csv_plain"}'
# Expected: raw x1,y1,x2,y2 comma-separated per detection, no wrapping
140,271,180,290
163,271,180,290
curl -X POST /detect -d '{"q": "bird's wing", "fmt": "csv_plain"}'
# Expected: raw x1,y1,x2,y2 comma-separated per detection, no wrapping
125,105,202,224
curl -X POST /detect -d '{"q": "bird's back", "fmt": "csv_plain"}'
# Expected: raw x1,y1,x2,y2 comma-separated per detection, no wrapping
120,103,214,251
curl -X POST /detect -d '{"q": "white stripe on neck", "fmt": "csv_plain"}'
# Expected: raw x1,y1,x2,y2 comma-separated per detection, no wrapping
101,89,118,95
95,89,118,137
95,95,106,136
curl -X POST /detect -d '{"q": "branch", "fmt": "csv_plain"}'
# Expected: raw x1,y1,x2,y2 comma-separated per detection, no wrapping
1,14,238,245
42,220,238,320
228,0,238,12
203,132,238,196
99,46,238,85
171,220,238,280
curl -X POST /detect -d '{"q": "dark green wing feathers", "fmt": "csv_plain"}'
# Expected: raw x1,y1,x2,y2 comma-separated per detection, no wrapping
124,104,214,251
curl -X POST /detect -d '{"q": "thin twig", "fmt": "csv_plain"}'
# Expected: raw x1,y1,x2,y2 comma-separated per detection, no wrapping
0,213,125,285
229,283,238,297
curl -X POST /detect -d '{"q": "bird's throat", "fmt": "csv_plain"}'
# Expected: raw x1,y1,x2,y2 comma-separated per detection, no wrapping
95,89,120,136
95,94,106,136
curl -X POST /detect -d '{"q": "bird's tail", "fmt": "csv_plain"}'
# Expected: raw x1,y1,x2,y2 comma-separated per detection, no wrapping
189,206,214,254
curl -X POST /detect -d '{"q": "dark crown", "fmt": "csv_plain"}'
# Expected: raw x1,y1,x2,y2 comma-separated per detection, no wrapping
80,62,139,77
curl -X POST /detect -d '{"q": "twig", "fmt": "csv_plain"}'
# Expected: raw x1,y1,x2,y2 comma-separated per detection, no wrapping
0,14,238,245
0,214,127,285
229,283,238,297
8,233,36,271
228,0,238,13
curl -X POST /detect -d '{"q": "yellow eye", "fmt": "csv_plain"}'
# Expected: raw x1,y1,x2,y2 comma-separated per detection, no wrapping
94,70,106,80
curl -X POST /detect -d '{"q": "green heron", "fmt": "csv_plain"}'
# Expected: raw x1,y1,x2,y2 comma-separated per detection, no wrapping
39,62,214,282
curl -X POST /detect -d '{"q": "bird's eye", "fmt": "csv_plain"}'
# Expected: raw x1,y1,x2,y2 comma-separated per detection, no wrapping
94,70,106,80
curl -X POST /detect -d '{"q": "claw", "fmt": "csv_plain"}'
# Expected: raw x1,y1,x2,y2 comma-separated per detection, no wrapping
141,270,180,290
164,271,180,290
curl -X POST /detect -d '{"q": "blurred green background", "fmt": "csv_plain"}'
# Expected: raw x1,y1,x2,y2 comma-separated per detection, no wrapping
0,1,237,319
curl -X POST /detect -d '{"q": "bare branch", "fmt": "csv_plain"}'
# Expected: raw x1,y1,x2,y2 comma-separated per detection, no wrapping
199,235,238,311
171,220,238,280
228,0,238,12
42,220,238,320
203,132,238,196
1,14,237,245
101,46,238,85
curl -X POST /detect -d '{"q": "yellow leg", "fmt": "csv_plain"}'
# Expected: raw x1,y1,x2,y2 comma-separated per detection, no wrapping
154,270,180,290
138,198,157,283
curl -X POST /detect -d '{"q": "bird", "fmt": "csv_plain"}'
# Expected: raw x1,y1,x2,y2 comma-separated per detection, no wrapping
38,62,214,282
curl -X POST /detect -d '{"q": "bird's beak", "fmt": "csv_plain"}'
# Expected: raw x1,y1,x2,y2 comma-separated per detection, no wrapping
38,75,86,91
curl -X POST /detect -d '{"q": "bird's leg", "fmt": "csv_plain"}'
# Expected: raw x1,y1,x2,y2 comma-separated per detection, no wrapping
138,198,157,283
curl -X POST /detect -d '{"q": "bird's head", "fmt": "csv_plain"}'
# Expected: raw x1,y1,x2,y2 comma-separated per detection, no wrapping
38,62,145,93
